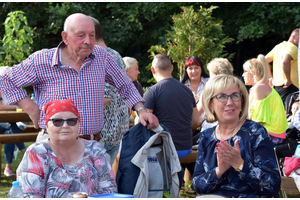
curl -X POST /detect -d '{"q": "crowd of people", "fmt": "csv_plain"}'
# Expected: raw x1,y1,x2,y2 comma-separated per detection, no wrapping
0,12,299,198
0,13,158,198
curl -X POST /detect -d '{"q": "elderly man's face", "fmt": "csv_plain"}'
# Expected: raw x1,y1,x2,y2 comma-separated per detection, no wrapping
64,17,95,59
126,63,140,81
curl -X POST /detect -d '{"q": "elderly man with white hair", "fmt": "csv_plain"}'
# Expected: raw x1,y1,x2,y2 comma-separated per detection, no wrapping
0,13,159,144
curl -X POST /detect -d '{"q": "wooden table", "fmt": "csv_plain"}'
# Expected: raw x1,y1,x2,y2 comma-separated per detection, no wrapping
0,111,36,181
0,111,31,123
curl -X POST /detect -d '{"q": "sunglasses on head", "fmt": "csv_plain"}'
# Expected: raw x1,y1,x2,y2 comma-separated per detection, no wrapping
50,118,78,127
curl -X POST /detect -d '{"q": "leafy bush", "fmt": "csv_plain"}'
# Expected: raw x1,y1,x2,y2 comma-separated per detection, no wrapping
148,5,234,80
0,11,34,67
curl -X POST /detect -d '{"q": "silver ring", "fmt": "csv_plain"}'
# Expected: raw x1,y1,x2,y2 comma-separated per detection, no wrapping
226,150,230,154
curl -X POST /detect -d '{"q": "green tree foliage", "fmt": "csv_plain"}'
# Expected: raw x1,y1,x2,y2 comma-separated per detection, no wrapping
0,11,34,66
208,2,300,75
0,2,299,85
148,5,234,80
104,2,202,84
236,2,300,42
209,2,300,42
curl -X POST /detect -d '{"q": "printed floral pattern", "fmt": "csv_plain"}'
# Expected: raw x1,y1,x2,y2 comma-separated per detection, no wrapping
17,139,117,198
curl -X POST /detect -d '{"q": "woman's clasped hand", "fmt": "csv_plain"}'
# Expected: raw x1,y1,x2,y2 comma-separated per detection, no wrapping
215,140,243,176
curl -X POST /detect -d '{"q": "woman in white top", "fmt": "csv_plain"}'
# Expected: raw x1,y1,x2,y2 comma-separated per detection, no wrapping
181,55,209,183
181,55,209,121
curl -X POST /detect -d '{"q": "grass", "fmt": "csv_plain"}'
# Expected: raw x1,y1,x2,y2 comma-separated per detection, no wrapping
180,182,197,198
0,142,33,198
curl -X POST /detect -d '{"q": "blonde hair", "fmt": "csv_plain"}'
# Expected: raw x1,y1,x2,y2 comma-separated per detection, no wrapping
202,74,249,123
243,54,268,84
207,58,233,76
123,57,138,70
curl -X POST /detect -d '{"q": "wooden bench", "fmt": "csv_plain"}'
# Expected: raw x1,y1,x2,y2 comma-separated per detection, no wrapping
0,111,39,181
179,149,197,164
0,124,36,134
0,133,38,144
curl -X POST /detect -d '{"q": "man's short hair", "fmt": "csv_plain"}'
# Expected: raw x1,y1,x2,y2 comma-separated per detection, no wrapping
152,54,172,71
64,13,83,33
89,16,103,41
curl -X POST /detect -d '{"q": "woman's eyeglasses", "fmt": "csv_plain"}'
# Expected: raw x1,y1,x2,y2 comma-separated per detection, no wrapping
50,118,78,127
212,92,243,103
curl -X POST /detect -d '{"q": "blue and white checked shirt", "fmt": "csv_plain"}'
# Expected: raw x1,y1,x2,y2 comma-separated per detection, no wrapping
0,42,143,135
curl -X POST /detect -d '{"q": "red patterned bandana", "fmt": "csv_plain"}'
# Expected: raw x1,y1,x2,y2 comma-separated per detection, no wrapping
44,99,80,123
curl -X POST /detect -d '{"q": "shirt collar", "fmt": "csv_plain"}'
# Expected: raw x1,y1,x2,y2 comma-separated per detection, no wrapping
51,41,95,67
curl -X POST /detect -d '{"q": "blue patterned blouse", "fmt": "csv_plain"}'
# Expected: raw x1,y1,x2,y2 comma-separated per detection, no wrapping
192,119,281,198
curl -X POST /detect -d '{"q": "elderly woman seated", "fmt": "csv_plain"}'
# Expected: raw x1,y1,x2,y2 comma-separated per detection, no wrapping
192,74,281,198
17,99,117,198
